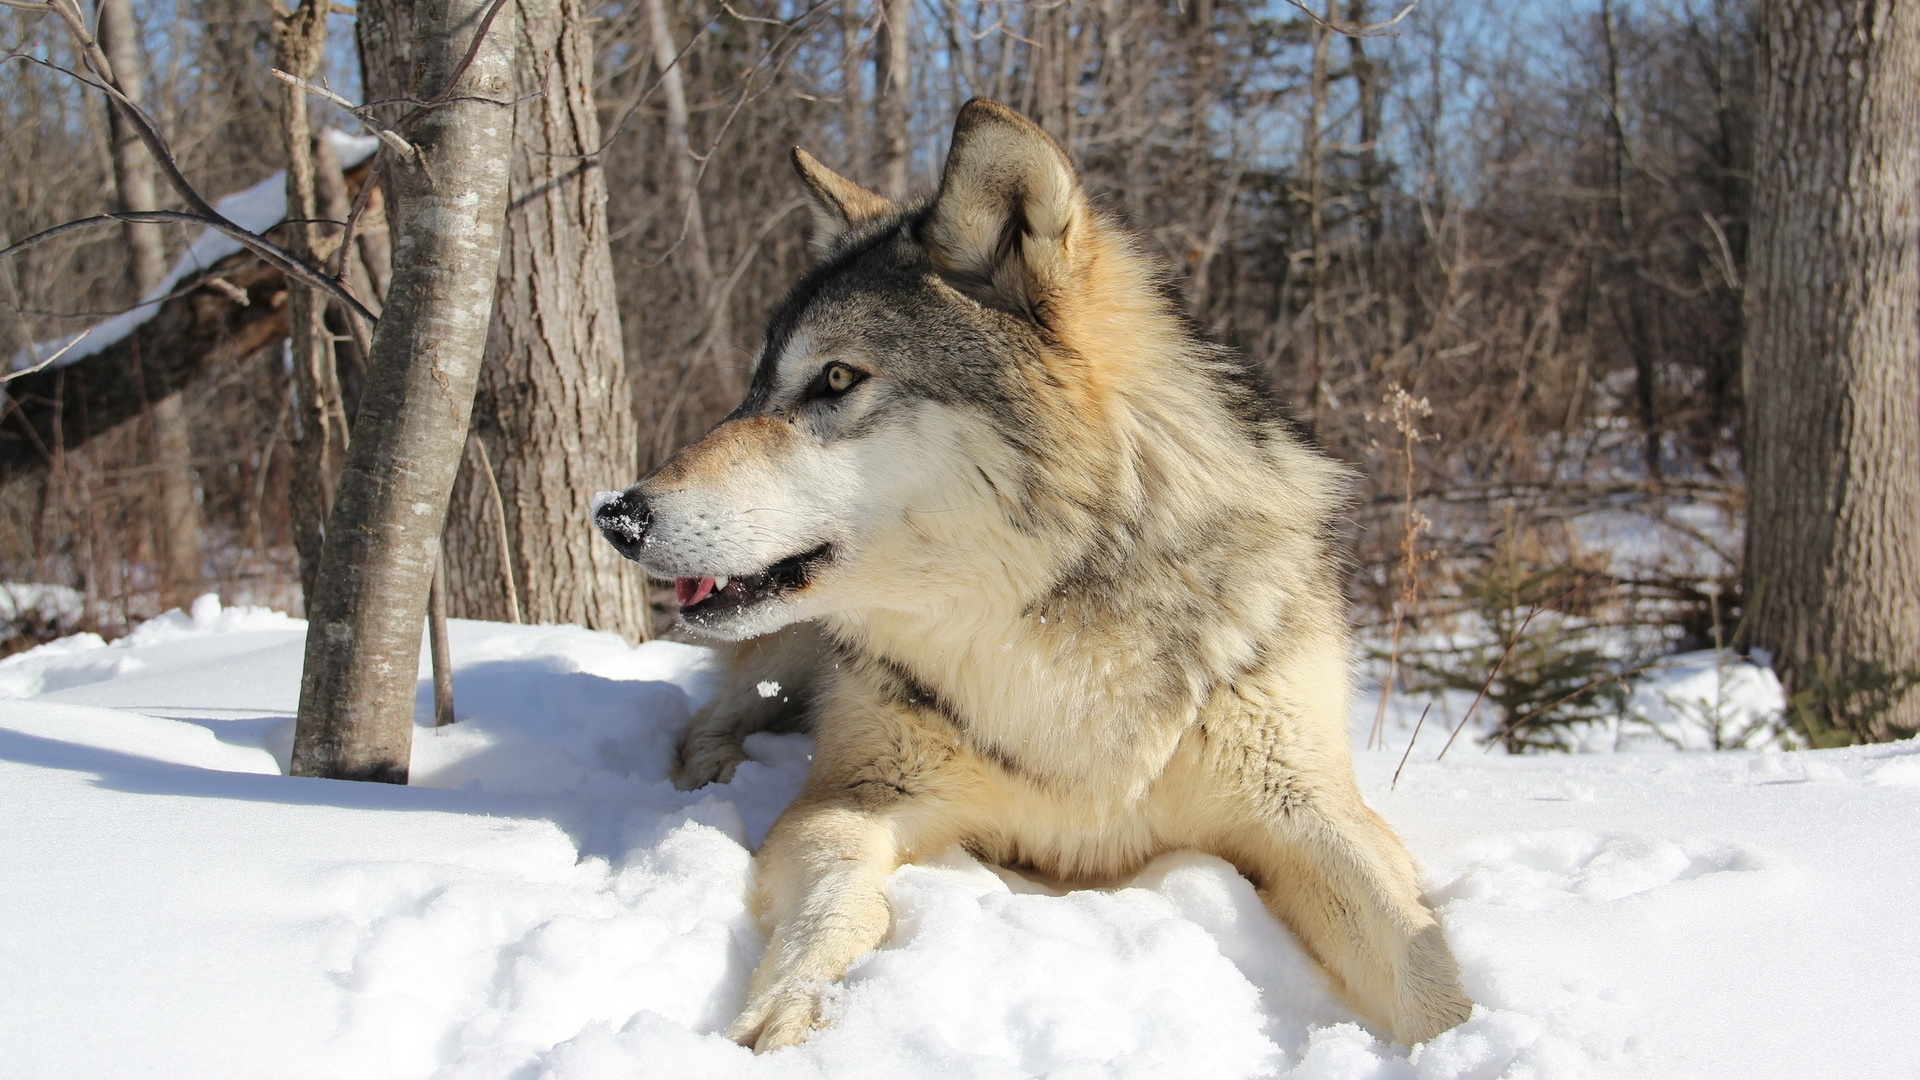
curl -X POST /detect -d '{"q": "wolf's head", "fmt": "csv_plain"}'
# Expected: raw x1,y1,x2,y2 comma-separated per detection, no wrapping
597,100,1317,641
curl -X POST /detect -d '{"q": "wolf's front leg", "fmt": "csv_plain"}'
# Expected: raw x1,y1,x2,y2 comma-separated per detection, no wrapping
727,802,900,1051
1222,769,1473,1045
728,707,970,1051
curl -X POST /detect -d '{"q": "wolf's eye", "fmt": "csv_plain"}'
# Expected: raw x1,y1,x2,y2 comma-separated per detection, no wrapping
808,361,866,401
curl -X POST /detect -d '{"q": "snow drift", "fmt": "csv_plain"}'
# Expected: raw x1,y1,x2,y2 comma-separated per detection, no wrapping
0,597,1914,1078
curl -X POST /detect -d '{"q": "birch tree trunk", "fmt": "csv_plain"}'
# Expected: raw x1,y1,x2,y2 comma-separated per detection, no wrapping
289,0,518,782
1742,0,1920,742
441,0,647,640
98,0,202,607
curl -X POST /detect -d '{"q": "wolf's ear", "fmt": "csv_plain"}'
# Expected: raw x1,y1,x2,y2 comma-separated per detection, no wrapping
920,100,1088,322
792,148,894,259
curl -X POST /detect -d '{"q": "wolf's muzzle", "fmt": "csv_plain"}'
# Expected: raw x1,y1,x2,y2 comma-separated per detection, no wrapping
591,488,652,562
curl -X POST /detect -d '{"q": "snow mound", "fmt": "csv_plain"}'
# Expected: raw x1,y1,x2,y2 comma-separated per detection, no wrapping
0,600,1916,1078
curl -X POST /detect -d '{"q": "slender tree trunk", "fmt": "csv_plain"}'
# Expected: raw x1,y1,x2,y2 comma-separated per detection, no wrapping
290,0,518,782
277,0,349,607
98,0,202,607
1602,0,1662,485
873,0,911,197
840,0,867,168
1301,1,1332,426
645,0,712,300
1743,0,1920,742
1347,1,1383,282
442,0,647,640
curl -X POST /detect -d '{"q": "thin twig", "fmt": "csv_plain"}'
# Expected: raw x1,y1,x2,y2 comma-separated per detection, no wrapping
269,68,415,158
1282,0,1422,37
1482,657,1665,750
331,147,385,279
0,209,378,329
1435,572,1601,760
2,328,89,383
469,433,522,625
1391,700,1434,790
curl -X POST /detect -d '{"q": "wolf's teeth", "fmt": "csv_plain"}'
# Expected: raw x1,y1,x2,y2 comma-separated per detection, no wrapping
714,575,730,589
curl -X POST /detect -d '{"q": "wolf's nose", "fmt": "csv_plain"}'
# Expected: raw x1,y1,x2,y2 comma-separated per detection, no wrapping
592,488,653,562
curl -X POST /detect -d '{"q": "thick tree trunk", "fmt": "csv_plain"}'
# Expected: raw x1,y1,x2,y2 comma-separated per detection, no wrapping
442,0,647,640
290,0,517,782
99,0,202,607
1743,0,1920,742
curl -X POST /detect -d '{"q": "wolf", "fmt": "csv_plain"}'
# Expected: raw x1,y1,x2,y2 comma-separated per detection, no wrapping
594,100,1473,1052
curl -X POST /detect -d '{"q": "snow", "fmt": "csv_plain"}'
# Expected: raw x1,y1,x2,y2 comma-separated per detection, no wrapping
11,130,379,371
0,581,85,638
1,598,1916,1078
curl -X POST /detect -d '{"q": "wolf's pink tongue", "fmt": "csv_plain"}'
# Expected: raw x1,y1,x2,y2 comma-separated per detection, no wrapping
675,576,716,606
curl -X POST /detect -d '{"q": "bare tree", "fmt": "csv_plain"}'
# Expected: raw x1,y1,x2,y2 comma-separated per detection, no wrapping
275,0,348,605
441,0,648,641
873,0,911,197
98,0,202,607
1742,0,1920,741
644,0,712,300
290,0,518,782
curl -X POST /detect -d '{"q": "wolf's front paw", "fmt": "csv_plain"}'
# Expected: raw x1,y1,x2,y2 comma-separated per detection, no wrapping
727,984,824,1052
671,736,748,791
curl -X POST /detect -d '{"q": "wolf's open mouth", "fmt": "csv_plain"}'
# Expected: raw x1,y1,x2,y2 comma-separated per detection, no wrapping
674,544,832,615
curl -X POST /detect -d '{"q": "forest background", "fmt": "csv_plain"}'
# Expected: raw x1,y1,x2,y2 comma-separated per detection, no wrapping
0,0,1910,753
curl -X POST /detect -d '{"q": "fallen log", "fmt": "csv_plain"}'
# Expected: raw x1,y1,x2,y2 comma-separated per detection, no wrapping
0,251,289,483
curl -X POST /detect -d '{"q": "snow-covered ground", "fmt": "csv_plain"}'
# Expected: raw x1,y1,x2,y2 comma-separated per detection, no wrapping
1,597,1915,1079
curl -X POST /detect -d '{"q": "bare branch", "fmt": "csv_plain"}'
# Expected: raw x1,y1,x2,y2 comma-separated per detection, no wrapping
1435,573,1603,760
0,210,378,328
3,327,89,383
269,68,415,158
1282,0,1421,37
2,9,381,338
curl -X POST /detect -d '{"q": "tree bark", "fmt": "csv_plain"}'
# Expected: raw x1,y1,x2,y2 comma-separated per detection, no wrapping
441,0,647,641
290,0,518,783
645,0,712,300
1602,0,1663,485
1301,0,1332,427
99,0,202,607
874,0,912,198
1742,0,1920,742
277,0,350,607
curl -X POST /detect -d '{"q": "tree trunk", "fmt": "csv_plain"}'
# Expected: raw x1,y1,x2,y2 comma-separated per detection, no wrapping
277,0,349,608
1602,0,1662,485
1301,0,1332,427
1742,0,1920,742
290,0,518,783
441,0,647,640
98,0,202,607
645,0,712,300
874,0,911,198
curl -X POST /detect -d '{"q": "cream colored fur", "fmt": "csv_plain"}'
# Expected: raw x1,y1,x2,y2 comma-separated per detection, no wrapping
660,101,1473,1052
